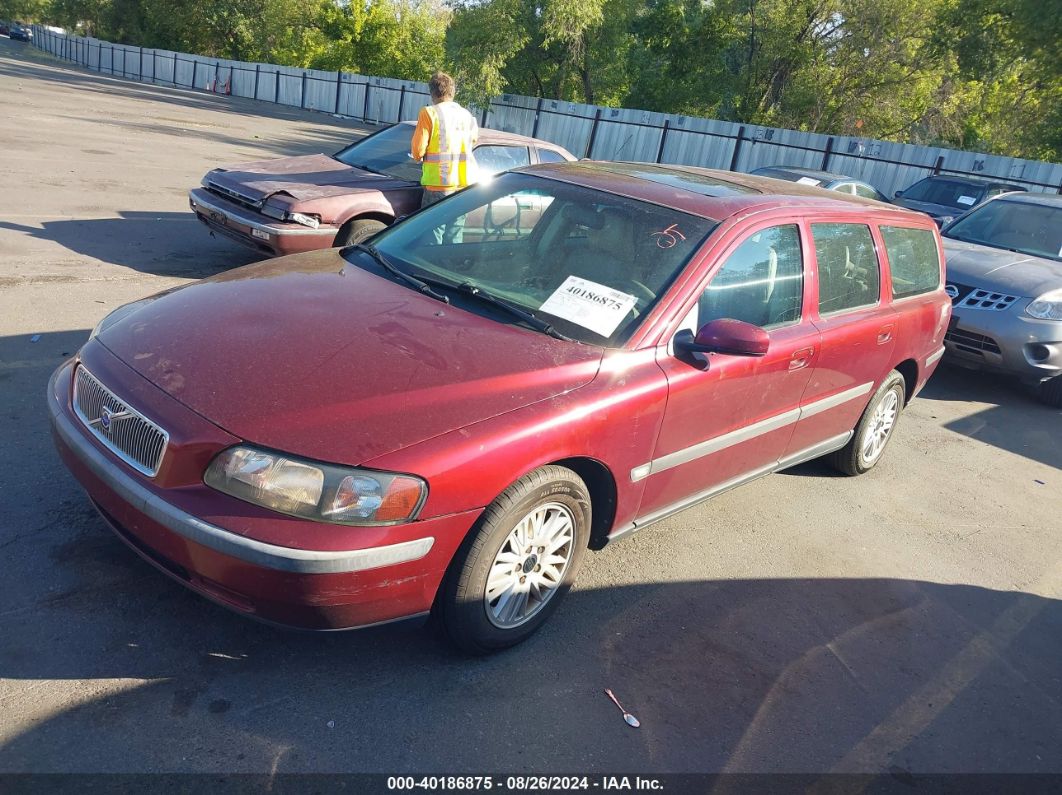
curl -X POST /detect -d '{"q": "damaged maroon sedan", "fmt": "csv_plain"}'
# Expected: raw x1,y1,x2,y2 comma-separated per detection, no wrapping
189,121,574,256
53,162,949,653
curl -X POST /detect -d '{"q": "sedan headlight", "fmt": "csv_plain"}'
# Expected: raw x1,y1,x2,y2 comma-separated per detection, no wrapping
89,298,153,340
288,212,321,229
204,445,427,525
1026,289,1062,321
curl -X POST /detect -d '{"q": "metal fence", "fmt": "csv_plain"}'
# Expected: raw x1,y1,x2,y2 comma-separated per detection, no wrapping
31,27,1062,196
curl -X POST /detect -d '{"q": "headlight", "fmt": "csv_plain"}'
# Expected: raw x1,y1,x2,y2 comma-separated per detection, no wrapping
204,445,427,525
288,212,321,229
1026,289,1062,321
89,298,153,340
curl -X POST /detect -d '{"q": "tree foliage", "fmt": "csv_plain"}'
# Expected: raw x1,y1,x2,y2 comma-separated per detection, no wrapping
5,0,1058,161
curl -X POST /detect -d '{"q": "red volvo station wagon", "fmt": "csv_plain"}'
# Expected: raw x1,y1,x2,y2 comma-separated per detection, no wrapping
49,163,950,653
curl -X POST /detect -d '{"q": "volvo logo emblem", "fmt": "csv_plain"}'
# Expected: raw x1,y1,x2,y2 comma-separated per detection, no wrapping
944,284,959,299
100,406,115,432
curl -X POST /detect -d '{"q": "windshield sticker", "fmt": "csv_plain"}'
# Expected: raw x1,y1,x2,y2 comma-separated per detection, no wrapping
540,276,638,337
796,177,821,186
651,223,687,249
956,195,976,206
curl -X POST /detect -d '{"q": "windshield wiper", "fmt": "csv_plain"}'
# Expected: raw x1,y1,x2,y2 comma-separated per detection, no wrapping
452,282,573,341
352,243,450,304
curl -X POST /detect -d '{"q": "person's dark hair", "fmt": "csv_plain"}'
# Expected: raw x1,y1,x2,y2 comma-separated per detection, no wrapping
429,72,456,102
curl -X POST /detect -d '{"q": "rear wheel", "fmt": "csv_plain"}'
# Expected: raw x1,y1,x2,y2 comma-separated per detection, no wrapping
437,466,591,654
829,371,906,476
1039,375,1062,408
334,218,387,247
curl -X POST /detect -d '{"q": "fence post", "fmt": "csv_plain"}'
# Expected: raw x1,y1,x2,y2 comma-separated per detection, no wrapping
933,155,944,175
481,99,490,128
655,119,671,164
584,108,603,159
152,50,157,81
398,85,406,122
254,64,261,100
821,136,835,171
729,126,746,172
363,82,372,121
193,60,199,90
334,71,343,114
138,46,143,80
121,48,126,78
531,96,545,139
300,71,307,108
274,70,281,104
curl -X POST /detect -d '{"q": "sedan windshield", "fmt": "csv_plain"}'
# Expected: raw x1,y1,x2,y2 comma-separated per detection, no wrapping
944,199,1062,262
334,124,422,181
902,178,986,209
344,173,718,345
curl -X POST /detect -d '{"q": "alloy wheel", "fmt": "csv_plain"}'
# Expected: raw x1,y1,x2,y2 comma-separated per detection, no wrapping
484,502,575,629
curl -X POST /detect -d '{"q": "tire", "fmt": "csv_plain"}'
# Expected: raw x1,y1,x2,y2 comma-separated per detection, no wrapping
437,465,592,654
829,371,906,476
1039,375,1062,408
333,218,387,247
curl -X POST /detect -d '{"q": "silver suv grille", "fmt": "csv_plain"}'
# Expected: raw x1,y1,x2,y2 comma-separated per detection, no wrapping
955,288,1019,311
73,366,169,477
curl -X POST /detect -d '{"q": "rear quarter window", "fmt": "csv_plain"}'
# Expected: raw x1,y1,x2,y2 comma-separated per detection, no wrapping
881,226,941,299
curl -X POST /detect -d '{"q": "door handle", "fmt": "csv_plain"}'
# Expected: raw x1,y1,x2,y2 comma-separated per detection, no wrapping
789,347,815,370
877,324,895,345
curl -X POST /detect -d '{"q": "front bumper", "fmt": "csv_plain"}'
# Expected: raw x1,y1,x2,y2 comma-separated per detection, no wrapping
188,188,338,258
48,360,479,629
944,306,1062,382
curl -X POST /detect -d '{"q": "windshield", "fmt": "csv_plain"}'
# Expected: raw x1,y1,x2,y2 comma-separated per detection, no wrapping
944,198,1062,262
902,178,986,209
334,124,422,181
343,173,718,345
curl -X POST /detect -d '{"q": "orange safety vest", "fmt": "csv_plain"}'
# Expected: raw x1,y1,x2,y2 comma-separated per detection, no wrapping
421,102,479,190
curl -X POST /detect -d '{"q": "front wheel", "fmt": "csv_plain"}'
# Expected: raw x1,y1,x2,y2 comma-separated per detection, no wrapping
334,218,387,248
437,466,591,654
1039,375,1062,408
829,371,906,476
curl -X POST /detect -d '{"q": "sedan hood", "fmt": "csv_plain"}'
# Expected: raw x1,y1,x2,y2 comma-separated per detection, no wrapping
943,238,1062,297
892,198,956,222
206,154,414,203
98,250,603,465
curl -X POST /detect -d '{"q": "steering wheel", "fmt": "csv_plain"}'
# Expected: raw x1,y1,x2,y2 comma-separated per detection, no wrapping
628,279,656,304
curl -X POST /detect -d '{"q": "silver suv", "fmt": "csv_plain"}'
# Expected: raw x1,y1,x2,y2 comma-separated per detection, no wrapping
940,192,1062,405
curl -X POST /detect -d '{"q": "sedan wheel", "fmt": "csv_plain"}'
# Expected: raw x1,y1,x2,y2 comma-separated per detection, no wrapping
485,502,575,629
437,466,591,654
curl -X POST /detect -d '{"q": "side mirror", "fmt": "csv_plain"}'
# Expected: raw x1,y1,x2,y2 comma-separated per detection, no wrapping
675,318,770,357
894,190,904,199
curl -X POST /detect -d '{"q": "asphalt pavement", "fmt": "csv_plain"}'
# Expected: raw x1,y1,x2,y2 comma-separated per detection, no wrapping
0,35,1060,777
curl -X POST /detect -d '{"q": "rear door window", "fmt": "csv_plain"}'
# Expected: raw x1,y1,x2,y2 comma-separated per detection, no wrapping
881,226,941,298
853,183,881,200
699,225,804,329
536,148,568,164
475,145,531,178
812,223,881,315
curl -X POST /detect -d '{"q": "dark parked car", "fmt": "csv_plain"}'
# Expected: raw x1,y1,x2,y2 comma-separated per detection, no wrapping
750,166,890,202
189,121,575,256
0,21,12,35
941,192,1062,405
8,23,32,41
52,162,948,652
893,175,1026,227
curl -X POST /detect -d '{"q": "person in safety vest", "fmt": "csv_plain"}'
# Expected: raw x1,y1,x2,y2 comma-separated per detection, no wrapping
410,71,479,210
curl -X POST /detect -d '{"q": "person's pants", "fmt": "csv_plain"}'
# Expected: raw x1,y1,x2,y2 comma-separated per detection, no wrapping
421,188,462,245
